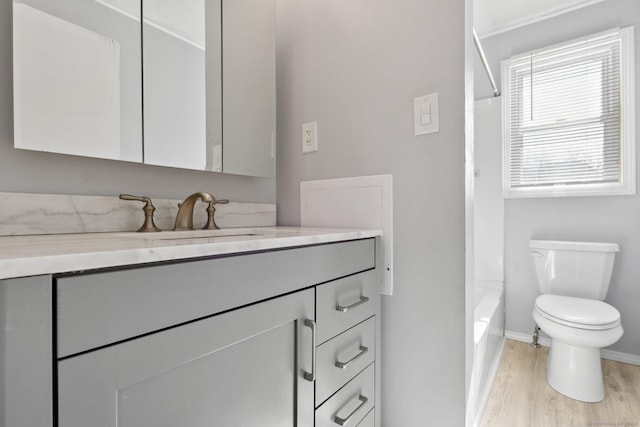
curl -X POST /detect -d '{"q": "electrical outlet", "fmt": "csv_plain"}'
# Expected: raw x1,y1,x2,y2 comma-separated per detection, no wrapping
302,121,318,153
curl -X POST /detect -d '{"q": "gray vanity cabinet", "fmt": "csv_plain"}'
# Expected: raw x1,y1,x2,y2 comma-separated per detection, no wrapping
0,238,380,427
58,289,314,427
0,276,53,427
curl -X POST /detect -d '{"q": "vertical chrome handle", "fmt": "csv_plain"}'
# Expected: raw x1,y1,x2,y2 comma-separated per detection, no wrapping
335,345,368,369
334,395,368,425
336,296,369,313
303,319,316,381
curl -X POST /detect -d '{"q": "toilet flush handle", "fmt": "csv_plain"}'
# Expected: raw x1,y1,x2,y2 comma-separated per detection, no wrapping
531,251,544,257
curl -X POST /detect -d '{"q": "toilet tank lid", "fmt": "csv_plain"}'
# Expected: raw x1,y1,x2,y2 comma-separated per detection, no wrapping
530,240,619,252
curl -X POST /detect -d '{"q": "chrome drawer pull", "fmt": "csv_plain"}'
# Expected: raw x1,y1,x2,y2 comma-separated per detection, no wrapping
336,296,369,313
334,395,368,425
335,345,369,369
303,319,316,381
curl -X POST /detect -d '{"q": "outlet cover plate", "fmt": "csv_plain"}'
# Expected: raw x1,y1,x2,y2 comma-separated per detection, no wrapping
302,121,318,153
414,93,439,135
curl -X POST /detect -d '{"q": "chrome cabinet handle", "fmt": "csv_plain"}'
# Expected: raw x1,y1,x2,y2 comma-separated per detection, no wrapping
303,319,316,381
335,346,369,369
334,395,368,425
336,296,369,313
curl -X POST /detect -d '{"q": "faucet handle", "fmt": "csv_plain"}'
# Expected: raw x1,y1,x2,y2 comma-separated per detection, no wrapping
119,194,162,232
202,198,229,230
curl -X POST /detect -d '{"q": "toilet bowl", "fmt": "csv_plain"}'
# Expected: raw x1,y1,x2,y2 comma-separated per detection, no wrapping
530,240,623,402
533,294,623,402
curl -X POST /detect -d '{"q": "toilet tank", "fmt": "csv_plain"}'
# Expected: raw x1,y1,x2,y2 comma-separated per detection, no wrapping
530,240,619,300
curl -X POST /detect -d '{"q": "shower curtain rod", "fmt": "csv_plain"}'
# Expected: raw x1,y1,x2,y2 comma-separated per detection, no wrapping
473,27,501,97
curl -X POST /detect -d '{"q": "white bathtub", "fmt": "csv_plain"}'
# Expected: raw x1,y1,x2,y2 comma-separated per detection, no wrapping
469,284,505,426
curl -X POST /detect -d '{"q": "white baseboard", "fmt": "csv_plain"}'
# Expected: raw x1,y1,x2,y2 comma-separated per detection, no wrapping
601,349,640,365
505,330,640,366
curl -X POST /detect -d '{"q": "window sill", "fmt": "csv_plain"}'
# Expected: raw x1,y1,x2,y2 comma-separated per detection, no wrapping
504,183,636,199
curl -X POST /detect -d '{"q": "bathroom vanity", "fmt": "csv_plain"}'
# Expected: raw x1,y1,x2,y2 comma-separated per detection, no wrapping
0,228,382,427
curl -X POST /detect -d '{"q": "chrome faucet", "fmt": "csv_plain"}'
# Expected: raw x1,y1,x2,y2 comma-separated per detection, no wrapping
174,192,229,230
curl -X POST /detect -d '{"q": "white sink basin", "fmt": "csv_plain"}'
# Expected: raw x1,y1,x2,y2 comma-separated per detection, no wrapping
54,228,308,247
114,229,262,240
93,229,267,247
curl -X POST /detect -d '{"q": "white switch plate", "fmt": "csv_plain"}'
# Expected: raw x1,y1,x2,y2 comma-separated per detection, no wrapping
302,121,318,153
414,93,439,135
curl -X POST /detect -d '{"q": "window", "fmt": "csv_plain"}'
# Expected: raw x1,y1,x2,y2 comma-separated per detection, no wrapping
502,27,635,198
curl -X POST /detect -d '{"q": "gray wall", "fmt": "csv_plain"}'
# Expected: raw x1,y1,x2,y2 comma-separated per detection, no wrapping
475,0,640,356
276,0,468,425
0,0,275,203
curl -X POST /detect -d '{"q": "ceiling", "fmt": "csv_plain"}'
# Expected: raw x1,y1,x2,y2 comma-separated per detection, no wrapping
474,0,606,38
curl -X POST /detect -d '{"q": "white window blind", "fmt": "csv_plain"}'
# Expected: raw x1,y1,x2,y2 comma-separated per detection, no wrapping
502,27,635,198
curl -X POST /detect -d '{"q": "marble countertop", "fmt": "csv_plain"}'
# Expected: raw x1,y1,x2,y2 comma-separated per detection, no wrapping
0,227,382,280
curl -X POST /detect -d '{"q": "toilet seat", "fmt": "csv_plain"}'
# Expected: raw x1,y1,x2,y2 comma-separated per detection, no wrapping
535,294,620,330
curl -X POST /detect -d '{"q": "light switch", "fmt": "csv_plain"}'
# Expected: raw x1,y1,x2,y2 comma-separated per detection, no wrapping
420,102,431,125
414,93,439,135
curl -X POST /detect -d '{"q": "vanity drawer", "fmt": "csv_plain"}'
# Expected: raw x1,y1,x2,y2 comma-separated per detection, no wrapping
315,363,375,427
316,317,375,406
56,239,374,358
316,269,378,344
357,409,375,427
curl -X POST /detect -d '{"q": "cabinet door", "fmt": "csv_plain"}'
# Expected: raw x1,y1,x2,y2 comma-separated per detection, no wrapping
0,276,53,427
141,0,218,171
58,289,314,427
13,0,143,163
222,0,275,177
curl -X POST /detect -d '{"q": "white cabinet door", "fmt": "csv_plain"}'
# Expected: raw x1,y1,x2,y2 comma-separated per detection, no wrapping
222,0,275,177
58,289,314,427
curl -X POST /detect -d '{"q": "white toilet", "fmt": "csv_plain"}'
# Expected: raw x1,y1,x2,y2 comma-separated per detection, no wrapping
530,240,623,402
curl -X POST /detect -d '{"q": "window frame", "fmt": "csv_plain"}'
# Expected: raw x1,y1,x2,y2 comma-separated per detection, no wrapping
501,26,636,199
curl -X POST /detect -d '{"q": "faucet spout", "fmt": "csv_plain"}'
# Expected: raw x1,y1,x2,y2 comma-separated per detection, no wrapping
173,192,215,231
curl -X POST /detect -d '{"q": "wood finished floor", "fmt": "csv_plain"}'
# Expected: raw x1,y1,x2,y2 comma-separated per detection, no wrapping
480,339,640,427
